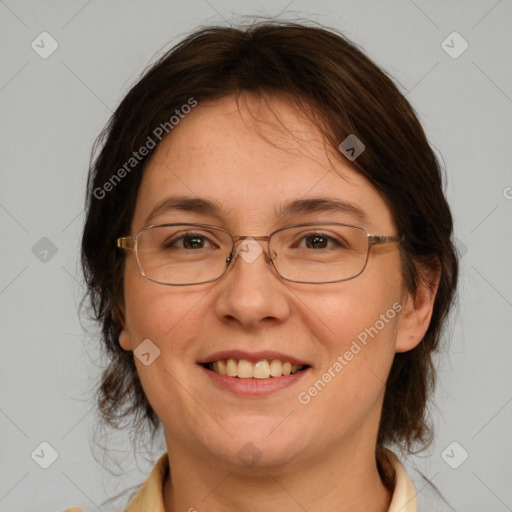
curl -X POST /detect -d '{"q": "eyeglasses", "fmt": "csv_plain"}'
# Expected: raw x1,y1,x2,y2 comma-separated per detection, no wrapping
117,222,404,286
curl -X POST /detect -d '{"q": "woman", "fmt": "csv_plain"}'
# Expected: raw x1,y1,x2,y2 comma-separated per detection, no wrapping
75,20,458,512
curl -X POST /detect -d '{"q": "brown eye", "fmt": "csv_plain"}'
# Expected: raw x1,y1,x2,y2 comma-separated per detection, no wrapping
163,232,216,250
297,232,344,250
182,235,206,249
305,235,329,249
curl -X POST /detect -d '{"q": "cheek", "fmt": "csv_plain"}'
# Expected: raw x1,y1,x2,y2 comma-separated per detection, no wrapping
294,266,402,407
296,292,400,439
122,266,211,423
308,289,400,375
122,260,206,352
302,260,403,349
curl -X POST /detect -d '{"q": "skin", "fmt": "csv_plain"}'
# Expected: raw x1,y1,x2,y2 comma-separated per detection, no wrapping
119,93,437,512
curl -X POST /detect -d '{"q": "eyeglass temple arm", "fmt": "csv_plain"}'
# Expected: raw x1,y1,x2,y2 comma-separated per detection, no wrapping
368,234,405,245
117,237,136,250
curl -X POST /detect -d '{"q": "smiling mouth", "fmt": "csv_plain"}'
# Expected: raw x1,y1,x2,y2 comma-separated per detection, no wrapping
202,358,309,379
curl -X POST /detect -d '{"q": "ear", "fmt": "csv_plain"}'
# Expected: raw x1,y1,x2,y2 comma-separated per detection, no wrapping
114,302,133,351
395,266,440,353
119,328,133,351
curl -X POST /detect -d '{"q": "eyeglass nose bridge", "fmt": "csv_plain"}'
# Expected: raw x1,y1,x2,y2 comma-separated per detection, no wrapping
225,234,275,267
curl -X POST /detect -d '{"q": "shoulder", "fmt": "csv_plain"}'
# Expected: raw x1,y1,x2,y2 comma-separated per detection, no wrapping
407,468,456,512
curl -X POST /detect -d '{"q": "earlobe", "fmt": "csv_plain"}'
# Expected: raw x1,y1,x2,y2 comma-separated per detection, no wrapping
114,303,132,351
119,328,132,351
395,267,440,353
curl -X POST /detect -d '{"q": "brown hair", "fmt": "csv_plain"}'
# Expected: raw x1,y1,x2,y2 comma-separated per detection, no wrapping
81,20,458,459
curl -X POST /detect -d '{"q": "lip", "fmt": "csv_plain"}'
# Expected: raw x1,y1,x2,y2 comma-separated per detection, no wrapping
199,364,311,397
197,350,311,366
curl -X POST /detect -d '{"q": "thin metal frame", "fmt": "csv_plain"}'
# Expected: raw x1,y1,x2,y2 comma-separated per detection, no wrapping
117,222,404,286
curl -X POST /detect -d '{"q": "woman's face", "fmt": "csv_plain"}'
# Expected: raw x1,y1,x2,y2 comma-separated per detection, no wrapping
119,94,421,470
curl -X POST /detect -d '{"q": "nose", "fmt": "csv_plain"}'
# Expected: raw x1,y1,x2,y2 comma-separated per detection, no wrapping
213,237,291,328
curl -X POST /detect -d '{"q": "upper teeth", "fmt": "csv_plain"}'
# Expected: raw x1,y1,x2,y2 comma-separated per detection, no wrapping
209,359,305,379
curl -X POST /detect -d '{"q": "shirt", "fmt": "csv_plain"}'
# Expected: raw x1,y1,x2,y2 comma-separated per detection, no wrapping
63,448,419,512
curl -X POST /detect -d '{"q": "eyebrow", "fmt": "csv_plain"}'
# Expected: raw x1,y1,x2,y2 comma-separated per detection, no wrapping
144,196,224,226
277,197,368,224
144,195,368,226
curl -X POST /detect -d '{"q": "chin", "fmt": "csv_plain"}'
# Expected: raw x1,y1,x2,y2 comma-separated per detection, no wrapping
207,418,308,469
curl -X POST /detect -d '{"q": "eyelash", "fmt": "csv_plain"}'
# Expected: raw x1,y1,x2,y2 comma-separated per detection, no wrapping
163,231,345,250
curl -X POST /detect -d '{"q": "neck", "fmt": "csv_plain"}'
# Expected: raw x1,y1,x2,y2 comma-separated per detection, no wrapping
162,438,393,512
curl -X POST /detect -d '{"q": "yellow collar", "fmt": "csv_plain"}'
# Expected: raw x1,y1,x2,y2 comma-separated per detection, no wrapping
125,449,417,512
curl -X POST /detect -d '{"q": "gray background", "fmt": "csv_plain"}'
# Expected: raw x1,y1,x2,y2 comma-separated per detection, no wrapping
1,0,511,511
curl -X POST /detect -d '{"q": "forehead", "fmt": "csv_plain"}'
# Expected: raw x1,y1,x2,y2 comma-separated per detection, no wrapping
132,94,395,234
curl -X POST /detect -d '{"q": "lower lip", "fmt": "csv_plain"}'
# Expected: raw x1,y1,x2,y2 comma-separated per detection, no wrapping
199,365,311,397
